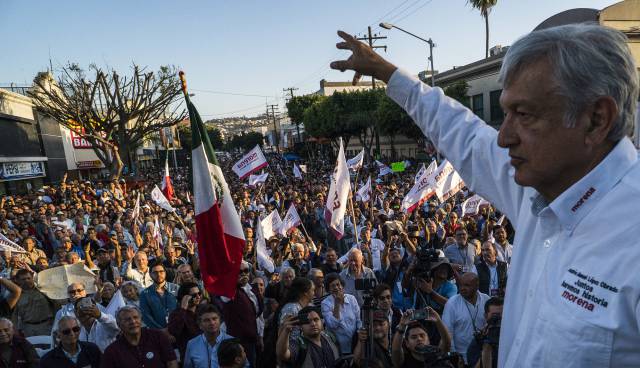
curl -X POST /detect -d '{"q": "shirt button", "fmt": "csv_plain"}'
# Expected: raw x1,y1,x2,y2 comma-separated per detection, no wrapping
528,290,534,298
543,239,551,248
515,339,521,346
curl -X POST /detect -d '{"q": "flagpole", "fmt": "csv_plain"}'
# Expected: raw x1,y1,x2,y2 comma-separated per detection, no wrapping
349,188,360,246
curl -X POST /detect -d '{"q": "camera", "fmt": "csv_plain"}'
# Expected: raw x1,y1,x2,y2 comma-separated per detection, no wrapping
485,314,501,346
355,278,377,291
414,345,461,368
294,311,310,326
411,308,430,321
414,246,440,279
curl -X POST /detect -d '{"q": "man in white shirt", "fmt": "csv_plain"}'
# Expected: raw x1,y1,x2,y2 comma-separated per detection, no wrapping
442,273,490,363
74,296,119,352
123,249,153,288
331,23,640,367
492,225,513,265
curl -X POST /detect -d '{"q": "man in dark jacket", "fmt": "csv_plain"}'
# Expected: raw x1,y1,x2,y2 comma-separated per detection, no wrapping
0,317,39,368
476,242,508,297
40,316,101,368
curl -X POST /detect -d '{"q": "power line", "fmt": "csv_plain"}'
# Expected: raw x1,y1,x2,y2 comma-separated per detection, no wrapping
390,0,434,25
189,88,273,98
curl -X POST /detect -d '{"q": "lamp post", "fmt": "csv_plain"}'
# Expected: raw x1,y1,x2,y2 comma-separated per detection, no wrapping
380,22,436,87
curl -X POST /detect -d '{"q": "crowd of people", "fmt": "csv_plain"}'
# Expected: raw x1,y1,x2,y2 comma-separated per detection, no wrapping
0,148,512,368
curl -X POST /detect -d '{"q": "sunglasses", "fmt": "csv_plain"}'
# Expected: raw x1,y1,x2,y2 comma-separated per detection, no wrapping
61,326,81,335
190,292,202,297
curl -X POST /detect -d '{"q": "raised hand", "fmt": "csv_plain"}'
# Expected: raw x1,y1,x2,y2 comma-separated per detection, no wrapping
330,30,397,85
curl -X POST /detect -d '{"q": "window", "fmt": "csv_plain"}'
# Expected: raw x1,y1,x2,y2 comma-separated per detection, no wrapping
471,94,484,119
490,90,504,125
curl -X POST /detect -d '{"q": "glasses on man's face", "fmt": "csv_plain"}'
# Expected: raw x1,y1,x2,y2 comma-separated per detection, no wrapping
61,326,81,336
239,269,250,274
69,289,84,295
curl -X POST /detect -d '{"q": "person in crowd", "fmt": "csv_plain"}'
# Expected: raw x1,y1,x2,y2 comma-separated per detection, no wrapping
120,281,140,307
278,277,315,324
123,248,153,288
52,282,89,335
466,297,503,368
13,268,55,337
91,248,122,285
307,268,325,299
380,244,411,310
339,248,376,307
491,226,513,266
476,242,508,298
442,273,490,364
97,281,117,307
40,316,102,368
353,309,392,367
264,267,295,305
184,304,246,368
139,261,178,329
391,309,452,368
321,273,360,355
21,237,46,266
221,261,262,367
407,256,457,315
443,227,477,274
168,281,203,361
101,306,178,368
0,275,21,318
74,296,120,352
217,338,248,368
276,307,340,367
319,248,342,275
281,243,310,277
0,317,39,368
373,283,402,334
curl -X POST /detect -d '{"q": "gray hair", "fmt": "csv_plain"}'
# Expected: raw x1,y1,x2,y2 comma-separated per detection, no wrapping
280,267,295,277
499,24,638,141
116,305,142,322
0,318,12,329
57,316,80,331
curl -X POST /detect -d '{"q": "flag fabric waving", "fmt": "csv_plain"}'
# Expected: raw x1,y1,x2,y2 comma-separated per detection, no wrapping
293,163,303,179
0,233,27,254
151,185,175,212
161,154,174,201
461,194,489,217
248,172,269,187
324,139,350,239
280,204,302,236
414,163,426,183
401,160,439,213
261,210,283,240
299,164,307,173
231,145,268,179
346,149,364,171
356,176,372,202
376,160,393,177
153,216,163,247
183,72,245,299
433,161,465,202
255,217,275,273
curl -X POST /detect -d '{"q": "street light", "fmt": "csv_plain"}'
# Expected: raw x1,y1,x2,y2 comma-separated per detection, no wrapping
380,22,436,87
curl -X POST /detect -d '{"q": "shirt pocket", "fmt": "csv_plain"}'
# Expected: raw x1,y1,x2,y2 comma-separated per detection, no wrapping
532,306,613,367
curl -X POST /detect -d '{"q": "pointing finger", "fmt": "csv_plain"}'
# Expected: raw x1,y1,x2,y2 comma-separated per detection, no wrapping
337,30,356,43
336,42,352,50
330,60,352,72
352,73,362,86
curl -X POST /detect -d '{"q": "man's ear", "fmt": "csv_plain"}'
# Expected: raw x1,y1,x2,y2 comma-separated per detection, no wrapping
585,96,618,145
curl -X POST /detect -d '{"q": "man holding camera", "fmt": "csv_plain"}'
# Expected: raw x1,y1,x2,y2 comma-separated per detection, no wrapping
467,297,503,368
353,309,392,367
391,308,452,368
276,306,340,368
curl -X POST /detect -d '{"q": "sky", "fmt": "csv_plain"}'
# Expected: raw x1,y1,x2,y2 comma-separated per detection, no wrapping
0,0,619,119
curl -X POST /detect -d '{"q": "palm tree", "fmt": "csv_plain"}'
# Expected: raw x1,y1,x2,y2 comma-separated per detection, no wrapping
468,0,498,58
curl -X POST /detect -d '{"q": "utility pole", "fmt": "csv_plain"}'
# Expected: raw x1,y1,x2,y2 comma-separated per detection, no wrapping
283,87,301,143
267,104,280,153
357,26,387,159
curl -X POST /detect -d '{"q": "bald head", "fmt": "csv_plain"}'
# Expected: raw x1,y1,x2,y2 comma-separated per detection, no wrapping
459,272,479,301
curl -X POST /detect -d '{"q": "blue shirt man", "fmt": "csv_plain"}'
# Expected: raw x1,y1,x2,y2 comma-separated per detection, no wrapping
139,262,177,328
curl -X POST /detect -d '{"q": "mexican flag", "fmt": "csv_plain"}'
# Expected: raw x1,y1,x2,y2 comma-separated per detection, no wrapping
184,79,245,298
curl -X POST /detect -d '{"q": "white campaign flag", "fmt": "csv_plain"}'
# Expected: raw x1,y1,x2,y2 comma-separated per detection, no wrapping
461,194,490,217
293,164,302,179
0,233,26,254
433,161,466,202
151,185,175,212
356,176,372,202
280,204,302,235
248,172,269,187
299,164,307,173
132,192,141,221
231,145,268,179
347,149,364,171
404,160,411,168
261,210,283,240
154,216,163,247
375,160,393,177
256,217,275,273
324,139,350,239
402,160,439,213
414,164,426,183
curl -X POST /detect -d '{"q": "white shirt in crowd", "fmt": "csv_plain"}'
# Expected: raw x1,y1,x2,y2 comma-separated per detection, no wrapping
321,293,361,354
442,292,490,363
494,241,513,265
337,238,385,271
387,68,640,367
123,261,153,288
78,312,120,352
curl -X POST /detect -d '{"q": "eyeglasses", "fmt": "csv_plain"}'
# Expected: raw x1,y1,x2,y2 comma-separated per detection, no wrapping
69,289,84,295
239,269,250,274
190,292,202,297
60,326,81,335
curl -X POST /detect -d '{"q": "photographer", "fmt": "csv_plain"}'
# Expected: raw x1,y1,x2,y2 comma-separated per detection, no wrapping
353,310,392,367
405,255,457,315
276,306,340,367
380,244,411,310
467,297,503,368
391,308,453,368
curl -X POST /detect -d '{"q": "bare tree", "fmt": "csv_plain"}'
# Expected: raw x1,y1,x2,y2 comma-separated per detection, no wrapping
29,63,186,179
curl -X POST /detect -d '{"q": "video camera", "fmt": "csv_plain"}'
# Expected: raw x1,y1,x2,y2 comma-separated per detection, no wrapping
414,345,462,368
485,314,501,346
413,246,440,280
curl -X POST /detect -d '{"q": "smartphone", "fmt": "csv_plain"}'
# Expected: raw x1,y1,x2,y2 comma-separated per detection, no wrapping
294,312,309,326
411,308,430,321
77,297,93,309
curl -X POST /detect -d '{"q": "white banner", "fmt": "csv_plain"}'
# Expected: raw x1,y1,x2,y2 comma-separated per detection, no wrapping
401,160,439,213
299,164,307,173
151,185,175,212
375,160,393,177
324,139,350,239
347,149,364,171
280,204,302,236
0,233,26,254
261,210,283,240
256,216,275,273
461,194,489,217
356,176,371,202
232,145,268,179
248,172,269,187
293,164,302,179
434,161,466,202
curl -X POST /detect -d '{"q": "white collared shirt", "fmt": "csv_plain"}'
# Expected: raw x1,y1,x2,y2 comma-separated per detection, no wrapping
387,68,640,367
442,292,490,363
321,293,361,354
78,312,120,352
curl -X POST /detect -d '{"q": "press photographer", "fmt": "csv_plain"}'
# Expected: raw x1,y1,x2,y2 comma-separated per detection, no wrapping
353,309,392,367
391,308,456,368
467,297,503,368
